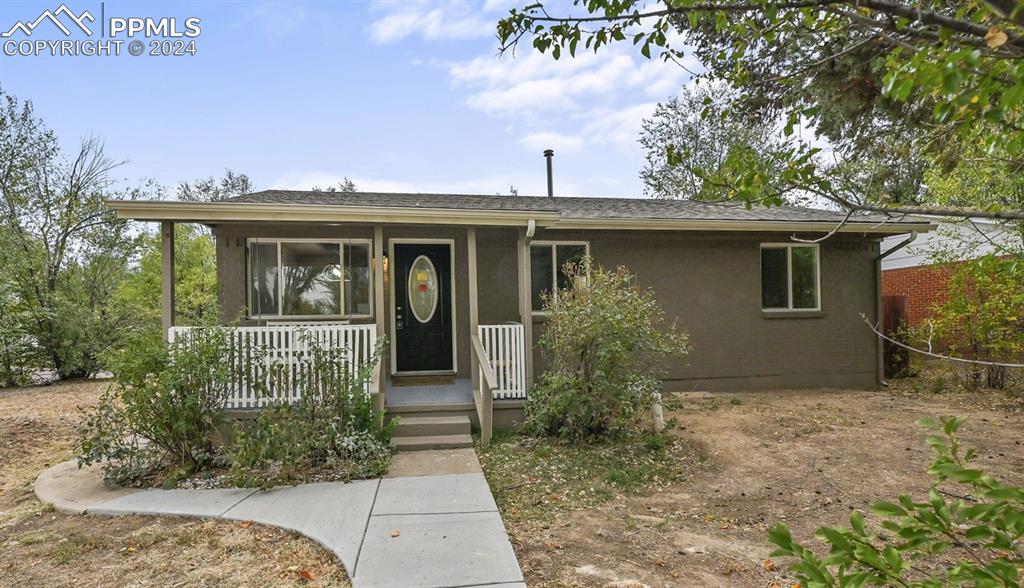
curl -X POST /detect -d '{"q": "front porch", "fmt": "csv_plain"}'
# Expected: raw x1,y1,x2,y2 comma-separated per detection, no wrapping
160,221,541,446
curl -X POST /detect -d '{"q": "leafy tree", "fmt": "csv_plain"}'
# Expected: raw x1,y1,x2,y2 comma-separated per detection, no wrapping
177,169,251,202
0,87,143,379
497,0,1024,221
312,177,358,192
769,416,1024,587
639,85,789,200
525,259,689,441
114,224,219,330
0,279,40,387
924,254,1024,389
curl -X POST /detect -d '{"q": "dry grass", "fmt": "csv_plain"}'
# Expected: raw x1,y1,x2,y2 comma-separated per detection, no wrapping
489,385,1024,587
0,380,350,587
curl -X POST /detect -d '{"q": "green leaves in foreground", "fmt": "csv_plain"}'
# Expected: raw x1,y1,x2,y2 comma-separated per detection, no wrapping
768,416,1023,587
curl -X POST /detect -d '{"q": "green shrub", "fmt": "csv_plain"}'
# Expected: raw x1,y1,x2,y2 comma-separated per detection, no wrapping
77,328,238,486
524,260,688,441
0,285,41,388
769,416,1024,587
924,254,1024,391
228,337,393,488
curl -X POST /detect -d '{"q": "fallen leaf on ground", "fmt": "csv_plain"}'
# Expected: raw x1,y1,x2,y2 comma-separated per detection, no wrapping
298,569,316,581
390,529,400,538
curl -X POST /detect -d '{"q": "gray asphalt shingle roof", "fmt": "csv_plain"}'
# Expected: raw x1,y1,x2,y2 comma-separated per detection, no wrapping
224,190,920,226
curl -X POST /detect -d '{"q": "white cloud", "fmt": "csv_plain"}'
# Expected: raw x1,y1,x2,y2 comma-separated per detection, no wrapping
369,1,495,44
519,131,584,154
466,78,577,113
445,40,703,163
482,0,517,12
582,102,659,150
449,45,693,117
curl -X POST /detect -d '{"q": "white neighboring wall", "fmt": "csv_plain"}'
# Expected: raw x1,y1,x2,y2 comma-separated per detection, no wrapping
882,218,1017,270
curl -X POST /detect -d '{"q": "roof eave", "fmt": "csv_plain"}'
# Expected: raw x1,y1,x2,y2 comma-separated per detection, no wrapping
106,200,936,234
106,200,556,226
546,217,936,234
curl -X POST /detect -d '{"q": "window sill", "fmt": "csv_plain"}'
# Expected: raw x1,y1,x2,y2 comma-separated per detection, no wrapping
761,310,824,319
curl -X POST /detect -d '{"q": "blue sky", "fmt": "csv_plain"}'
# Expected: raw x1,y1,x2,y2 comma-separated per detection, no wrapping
1,0,696,198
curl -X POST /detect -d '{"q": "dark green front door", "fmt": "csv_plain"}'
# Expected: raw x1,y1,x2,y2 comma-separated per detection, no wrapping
393,243,453,373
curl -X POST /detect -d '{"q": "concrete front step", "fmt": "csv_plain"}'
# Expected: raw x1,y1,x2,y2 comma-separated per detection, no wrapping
391,434,474,452
393,415,471,437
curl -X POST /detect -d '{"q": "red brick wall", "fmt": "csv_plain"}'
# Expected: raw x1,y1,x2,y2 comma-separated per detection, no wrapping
882,263,956,326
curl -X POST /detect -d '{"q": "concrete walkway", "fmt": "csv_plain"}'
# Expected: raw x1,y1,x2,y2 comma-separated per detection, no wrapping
36,450,524,588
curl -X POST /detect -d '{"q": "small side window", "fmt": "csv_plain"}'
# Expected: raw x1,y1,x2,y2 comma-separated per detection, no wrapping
530,242,589,313
760,244,820,311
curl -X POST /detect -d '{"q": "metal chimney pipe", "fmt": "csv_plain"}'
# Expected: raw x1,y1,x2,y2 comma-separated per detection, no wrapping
543,149,554,197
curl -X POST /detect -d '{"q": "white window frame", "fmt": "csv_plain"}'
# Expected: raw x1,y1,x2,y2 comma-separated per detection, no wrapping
760,243,821,312
246,238,374,320
530,240,590,315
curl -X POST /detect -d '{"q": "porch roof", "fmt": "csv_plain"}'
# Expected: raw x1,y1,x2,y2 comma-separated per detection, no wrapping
108,190,935,234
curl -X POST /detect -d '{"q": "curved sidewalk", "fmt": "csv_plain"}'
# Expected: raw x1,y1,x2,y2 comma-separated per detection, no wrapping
36,451,525,588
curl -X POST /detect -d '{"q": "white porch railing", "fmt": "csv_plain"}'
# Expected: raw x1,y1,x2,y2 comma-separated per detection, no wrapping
477,324,526,400
168,324,378,409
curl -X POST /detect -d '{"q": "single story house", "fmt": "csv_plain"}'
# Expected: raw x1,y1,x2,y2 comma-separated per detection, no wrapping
109,191,933,446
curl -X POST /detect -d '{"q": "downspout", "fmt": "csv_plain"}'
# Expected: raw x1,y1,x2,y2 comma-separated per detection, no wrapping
875,231,917,387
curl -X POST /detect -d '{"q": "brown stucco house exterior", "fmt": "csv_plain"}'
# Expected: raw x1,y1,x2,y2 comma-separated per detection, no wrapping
109,191,933,445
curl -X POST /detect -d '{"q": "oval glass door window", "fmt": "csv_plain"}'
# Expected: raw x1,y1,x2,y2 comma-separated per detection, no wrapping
408,255,438,323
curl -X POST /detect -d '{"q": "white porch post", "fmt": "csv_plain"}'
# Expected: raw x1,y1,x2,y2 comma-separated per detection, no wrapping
161,221,175,340
517,229,534,390
372,224,386,418
374,225,386,338
468,227,480,394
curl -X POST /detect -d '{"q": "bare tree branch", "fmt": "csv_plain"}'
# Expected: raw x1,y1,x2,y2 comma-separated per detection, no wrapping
862,314,1024,368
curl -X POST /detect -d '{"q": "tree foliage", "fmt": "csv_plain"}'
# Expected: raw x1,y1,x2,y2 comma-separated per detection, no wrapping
769,416,1024,587
0,87,143,379
497,0,1024,220
312,177,358,193
113,224,219,330
639,85,790,200
525,260,689,441
923,254,1024,389
177,169,251,202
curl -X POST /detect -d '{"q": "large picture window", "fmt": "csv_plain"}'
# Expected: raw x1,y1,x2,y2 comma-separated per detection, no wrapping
760,244,820,311
248,239,372,318
530,241,588,313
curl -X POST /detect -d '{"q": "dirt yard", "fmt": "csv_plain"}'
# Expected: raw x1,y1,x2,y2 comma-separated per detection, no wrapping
0,380,349,588
4,380,1022,587
502,387,1024,587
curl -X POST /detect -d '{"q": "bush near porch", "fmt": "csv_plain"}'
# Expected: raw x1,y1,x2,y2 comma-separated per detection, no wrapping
524,260,689,441
76,329,391,489
228,340,393,489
